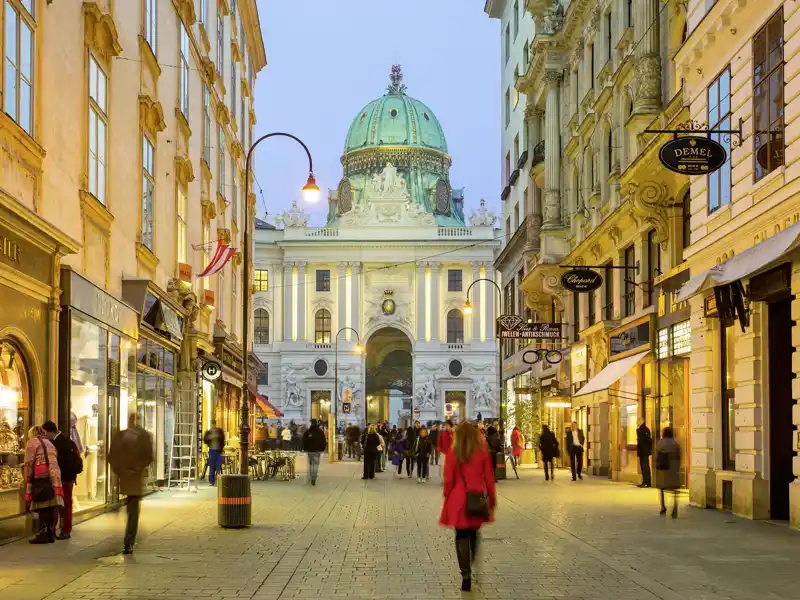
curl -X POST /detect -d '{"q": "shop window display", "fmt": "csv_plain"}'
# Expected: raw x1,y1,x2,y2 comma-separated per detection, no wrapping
70,316,108,510
136,338,176,484
0,341,29,519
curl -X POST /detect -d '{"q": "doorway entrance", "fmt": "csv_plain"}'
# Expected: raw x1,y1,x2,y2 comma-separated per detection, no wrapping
365,328,412,427
768,296,794,520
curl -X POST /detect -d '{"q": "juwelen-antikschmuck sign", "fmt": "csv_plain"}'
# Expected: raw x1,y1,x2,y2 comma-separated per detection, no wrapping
658,136,727,175
496,315,563,340
561,268,603,293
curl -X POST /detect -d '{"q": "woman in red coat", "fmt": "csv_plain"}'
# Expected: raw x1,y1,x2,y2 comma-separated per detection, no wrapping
440,422,496,592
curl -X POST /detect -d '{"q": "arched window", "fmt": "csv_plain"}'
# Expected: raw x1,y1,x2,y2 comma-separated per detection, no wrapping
315,309,331,344
447,309,464,344
254,308,269,345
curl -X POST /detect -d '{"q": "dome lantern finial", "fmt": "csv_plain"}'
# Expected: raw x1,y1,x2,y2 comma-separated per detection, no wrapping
387,64,407,95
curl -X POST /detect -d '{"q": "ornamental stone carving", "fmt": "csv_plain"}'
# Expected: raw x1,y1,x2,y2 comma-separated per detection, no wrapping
543,70,562,88
415,376,438,409
83,3,122,62
367,162,409,199
283,367,304,408
276,200,310,228
634,55,662,112
471,377,494,410
539,1,565,35
543,190,561,227
469,199,497,227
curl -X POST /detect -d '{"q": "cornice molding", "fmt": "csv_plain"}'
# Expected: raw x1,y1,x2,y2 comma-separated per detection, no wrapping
83,2,122,62
139,94,166,136
174,155,195,187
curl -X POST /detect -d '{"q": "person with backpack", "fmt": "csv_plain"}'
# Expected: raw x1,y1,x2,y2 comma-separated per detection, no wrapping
538,425,559,481
655,426,681,517
42,421,82,540
439,422,496,592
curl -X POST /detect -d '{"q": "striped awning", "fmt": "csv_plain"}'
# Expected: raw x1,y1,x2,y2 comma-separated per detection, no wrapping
254,394,283,418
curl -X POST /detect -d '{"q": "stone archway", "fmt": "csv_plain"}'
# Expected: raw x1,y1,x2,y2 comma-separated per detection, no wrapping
364,327,412,427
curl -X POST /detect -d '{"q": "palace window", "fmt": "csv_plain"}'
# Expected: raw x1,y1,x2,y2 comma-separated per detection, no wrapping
315,309,331,344
254,308,269,344
142,136,155,251
708,67,731,211
231,157,238,222
448,269,463,292
4,0,34,135
447,309,464,344
177,186,187,264
753,9,784,181
144,0,156,54
254,269,268,292
88,54,108,204
513,0,519,39
218,125,226,197
230,58,237,126
179,23,189,117
316,269,331,292
217,11,224,75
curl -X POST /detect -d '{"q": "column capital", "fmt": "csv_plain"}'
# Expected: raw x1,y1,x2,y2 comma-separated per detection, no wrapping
282,263,293,272
428,261,442,271
470,261,483,271
416,261,427,270
543,70,562,88
524,102,544,122
337,261,348,271
295,261,307,271
348,261,362,273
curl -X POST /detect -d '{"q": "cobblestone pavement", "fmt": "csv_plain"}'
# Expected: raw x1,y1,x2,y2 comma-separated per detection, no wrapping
1,459,799,600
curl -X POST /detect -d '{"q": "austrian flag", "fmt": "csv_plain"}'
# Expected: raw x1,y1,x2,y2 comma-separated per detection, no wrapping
197,240,236,278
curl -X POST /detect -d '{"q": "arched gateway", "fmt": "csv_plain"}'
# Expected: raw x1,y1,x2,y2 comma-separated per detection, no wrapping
364,327,412,426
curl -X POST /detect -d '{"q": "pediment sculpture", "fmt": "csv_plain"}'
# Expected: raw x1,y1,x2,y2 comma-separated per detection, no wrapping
276,200,310,228
471,377,495,410
469,199,497,227
415,375,438,409
366,162,410,200
283,366,304,408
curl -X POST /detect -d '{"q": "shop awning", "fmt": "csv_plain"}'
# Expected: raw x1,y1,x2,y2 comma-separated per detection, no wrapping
254,394,283,418
675,220,800,303
574,351,649,397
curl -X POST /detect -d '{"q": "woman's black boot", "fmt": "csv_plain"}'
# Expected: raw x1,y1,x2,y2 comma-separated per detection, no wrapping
456,536,472,591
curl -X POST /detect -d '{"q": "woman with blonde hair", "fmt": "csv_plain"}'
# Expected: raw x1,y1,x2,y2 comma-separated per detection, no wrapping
361,424,382,480
439,422,496,591
24,425,64,544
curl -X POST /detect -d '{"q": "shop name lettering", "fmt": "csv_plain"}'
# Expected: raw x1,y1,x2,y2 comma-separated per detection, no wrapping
95,294,120,324
564,274,598,286
1,234,21,263
672,147,714,159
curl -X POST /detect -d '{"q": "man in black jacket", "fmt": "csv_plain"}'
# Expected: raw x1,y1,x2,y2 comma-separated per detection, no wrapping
302,420,327,485
428,423,440,465
42,420,83,539
636,419,653,488
565,421,585,481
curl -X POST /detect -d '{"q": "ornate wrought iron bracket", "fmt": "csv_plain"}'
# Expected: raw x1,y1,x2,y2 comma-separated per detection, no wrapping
644,118,744,148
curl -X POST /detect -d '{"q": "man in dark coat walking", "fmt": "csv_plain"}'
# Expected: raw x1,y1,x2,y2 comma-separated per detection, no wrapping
565,421,585,481
637,419,653,488
42,420,82,539
538,425,559,481
302,419,327,485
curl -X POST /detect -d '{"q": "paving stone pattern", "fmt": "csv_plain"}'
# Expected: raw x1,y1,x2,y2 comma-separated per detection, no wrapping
1,460,799,600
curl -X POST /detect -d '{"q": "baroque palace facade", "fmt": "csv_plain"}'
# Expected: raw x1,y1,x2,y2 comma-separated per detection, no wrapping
514,0,800,529
253,68,500,429
0,0,265,538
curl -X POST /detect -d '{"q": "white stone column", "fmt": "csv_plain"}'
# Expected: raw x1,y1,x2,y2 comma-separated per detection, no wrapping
416,262,426,342
634,0,661,113
484,264,496,333
543,70,562,229
470,262,481,341
430,262,441,342
337,261,348,332
350,262,361,337
296,262,307,341
569,68,579,122
283,264,293,341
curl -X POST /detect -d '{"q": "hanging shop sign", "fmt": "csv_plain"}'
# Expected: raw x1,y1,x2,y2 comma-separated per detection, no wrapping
658,136,727,175
496,316,563,340
522,349,564,365
570,344,587,383
560,268,603,293
202,359,223,381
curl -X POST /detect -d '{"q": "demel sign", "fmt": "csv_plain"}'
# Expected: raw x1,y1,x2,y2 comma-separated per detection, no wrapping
560,268,603,293
658,136,727,175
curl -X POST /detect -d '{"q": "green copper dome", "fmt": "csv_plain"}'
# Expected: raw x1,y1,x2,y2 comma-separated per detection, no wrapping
344,68,448,154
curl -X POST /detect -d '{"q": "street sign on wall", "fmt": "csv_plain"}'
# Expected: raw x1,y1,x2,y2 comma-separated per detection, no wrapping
496,315,563,339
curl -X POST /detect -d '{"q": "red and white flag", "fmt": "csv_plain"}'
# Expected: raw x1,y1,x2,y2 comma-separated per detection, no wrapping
197,240,236,278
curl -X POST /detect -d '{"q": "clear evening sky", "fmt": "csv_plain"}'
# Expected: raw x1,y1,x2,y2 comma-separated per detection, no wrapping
253,0,500,226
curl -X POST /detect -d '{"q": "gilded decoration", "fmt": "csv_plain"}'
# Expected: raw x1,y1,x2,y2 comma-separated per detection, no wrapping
171,0,197,27
218,103,231,127
139,35,161,80
342,147,450,178
231,251,242,270
231,38,242,64
83,3,122,62
241,76,251,98
201,197,217,221
139,95,166,136
174,155,195,187
201,57,218,87
175,107,192,140
217,228,231,245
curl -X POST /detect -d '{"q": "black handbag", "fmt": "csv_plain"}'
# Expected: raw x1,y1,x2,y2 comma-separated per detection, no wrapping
30,439,55,503
457,460,489,518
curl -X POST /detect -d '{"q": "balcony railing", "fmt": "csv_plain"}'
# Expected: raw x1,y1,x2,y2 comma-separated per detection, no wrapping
305,228,339,238
517,150,529,170
532,140,545,167
509,168,520,186
439,227,473,237
501,185,511,201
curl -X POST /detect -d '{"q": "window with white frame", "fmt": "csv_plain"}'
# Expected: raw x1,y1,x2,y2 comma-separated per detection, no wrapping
231,157,238,222
203,85,211,164
177,186,187,264
217,12,224,76
4,0,34,135
218,125,226,196
144,0,156,54
199,0,207,26
141,136,155,251
88,54,108,204
230,58,237,127
179,23,189,117
218,270,225,321
253,269,268,292
708,67,731,212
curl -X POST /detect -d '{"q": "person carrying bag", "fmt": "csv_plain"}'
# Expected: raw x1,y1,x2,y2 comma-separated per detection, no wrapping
24,426,64,544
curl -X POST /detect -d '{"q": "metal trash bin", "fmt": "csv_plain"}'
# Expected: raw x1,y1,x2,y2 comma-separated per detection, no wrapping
218,474,251,528
494,451,507,481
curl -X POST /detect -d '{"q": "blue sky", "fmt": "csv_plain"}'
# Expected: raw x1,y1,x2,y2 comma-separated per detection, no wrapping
253,0,500,226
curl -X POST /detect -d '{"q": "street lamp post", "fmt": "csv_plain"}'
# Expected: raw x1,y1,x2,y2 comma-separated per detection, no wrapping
241,133,319,476
464,278,503,425
332,327,362,463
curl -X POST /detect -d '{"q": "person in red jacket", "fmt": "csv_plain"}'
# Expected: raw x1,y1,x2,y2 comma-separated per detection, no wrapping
439,422,496,592
437,419,454,484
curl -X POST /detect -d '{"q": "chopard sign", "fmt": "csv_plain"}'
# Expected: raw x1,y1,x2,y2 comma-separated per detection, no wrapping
560,269,603,293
